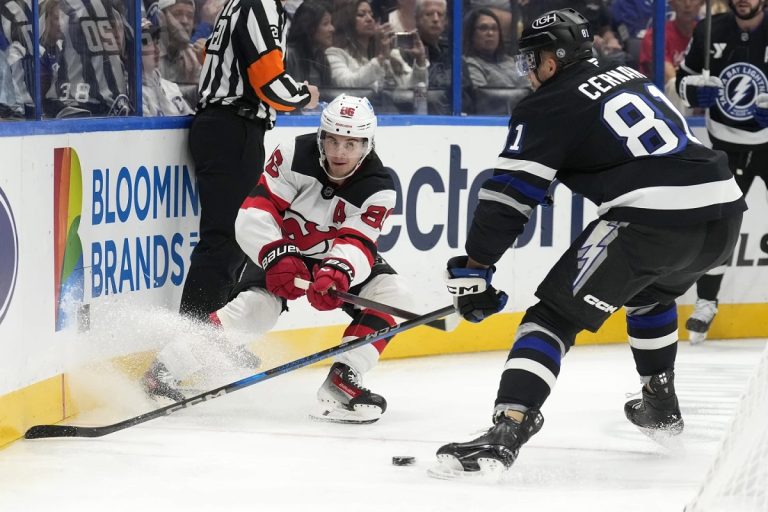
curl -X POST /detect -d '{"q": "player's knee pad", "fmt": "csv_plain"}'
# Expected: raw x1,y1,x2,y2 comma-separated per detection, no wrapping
496,302,579,409
518,301,580,353
215,287,282,336
704,264,727,276
358,273,414,313
625,302,678,350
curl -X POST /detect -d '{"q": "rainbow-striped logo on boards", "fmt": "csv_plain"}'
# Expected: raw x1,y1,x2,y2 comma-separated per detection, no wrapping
53,147,84,331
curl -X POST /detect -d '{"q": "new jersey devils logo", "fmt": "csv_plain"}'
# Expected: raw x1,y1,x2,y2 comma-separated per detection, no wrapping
282,216,338,256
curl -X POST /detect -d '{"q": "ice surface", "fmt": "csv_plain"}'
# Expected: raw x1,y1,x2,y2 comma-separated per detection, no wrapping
0,339,764,512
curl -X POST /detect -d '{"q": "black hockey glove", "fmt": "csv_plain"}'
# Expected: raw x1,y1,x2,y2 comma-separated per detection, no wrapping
679,75,723,109
445,256,508,323
754,93,768,128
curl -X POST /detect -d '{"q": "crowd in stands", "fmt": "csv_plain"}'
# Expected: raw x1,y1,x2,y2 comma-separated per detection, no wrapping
0,0,732,120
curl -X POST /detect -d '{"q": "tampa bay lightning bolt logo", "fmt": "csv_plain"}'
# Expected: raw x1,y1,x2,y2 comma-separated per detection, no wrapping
717,63,768,121
0,187,19,325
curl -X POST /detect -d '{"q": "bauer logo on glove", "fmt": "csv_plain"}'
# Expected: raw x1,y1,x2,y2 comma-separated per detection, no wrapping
261,243,301,268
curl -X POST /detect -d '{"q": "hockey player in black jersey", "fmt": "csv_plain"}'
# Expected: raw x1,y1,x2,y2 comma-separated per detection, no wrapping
676,0,768,343
433,9,746,477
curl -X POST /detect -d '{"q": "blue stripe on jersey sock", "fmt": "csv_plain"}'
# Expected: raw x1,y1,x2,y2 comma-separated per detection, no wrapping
513,336,562,365
626,304,677,330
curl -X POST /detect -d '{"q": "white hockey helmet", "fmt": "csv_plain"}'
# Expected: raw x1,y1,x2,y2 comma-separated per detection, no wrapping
317,94,377,180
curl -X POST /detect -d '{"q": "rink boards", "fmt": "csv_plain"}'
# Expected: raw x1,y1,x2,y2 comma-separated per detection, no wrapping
0,120,767,446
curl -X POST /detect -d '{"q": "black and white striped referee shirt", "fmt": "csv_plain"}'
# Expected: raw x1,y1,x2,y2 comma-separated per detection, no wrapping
197,0,311,126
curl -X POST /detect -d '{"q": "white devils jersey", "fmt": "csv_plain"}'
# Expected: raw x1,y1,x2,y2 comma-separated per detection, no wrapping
235,133,396,286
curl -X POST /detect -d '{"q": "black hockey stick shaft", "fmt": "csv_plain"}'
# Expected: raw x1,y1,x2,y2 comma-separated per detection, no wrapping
703,0,713,77
293,277,458,332
24,304,456,439
332,288,454,331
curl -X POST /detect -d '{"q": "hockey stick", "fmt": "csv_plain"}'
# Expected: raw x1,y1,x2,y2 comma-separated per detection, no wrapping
702,0,713,78
24,303,456,439
293,277,460,332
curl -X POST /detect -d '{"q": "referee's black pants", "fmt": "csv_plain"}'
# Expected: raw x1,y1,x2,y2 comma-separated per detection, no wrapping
180,106,267,321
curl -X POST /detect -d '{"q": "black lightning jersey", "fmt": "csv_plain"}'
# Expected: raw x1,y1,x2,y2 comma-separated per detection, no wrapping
466,59,746,266
678,12,768,150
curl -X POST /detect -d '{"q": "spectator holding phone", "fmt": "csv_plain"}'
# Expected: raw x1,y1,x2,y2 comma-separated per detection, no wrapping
326,0,427,110
158,0,201,109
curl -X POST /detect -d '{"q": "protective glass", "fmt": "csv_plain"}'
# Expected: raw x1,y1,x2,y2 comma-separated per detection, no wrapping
513,50,537,77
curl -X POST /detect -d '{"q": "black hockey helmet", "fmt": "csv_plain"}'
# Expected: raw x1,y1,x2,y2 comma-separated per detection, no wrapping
516,8,593,73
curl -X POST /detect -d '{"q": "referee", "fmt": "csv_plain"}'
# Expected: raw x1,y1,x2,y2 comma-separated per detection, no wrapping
180,0,319,320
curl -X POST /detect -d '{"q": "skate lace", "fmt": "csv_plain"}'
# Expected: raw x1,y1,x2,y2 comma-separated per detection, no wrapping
690,299,717,322
624,390,641,399
342,367,370,393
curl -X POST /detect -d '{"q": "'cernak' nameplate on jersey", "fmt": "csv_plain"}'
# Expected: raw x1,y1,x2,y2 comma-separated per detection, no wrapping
322,185,335,199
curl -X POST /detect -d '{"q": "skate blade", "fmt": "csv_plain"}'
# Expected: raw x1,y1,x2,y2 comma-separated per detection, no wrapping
634,422,685,451
308,403,381,424
688,332,707,345
427,455,507,481
427,455,467,479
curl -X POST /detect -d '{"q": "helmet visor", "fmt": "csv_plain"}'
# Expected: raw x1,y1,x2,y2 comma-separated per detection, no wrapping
513,50,537,77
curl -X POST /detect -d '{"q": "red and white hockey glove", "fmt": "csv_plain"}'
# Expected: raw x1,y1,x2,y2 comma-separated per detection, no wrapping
259,239,311,300
307,259,353,311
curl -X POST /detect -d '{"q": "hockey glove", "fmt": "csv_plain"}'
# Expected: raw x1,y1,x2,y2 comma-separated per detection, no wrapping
259,239,311,300
679,75,723,109
445,256,508,323
754,93,768,128
307,259,353,311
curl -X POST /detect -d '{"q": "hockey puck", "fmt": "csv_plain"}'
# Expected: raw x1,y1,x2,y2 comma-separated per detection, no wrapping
392,456,416,466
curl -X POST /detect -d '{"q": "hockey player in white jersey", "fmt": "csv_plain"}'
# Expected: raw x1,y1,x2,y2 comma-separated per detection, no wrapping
143,95,410,424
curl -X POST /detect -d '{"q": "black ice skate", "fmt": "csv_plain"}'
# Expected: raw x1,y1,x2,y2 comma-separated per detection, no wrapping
686,299,718,345
141,361,185,402
310,363,387,424
624,369,684,438
431,409,544,479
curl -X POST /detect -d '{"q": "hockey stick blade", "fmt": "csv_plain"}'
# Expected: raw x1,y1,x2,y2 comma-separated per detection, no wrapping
25,425,98,439
294,277,458,332
24,303,456,439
